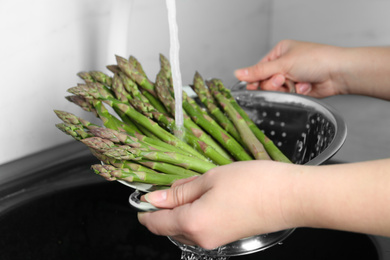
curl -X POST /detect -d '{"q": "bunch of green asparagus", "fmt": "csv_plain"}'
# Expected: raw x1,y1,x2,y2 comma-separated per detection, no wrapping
55,54,291,188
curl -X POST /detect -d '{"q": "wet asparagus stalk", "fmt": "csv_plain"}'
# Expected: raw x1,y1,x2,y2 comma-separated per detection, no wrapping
92,164,183,186
116,55,168,114
182,91,253,161
104,145,217,174
192,72,243,145
55,123,93,141
155,66,232,160
137,160,200,177
211,87,271,160
208,78,292,163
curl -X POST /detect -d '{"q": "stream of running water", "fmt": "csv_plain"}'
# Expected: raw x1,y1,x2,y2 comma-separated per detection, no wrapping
166,0,184,134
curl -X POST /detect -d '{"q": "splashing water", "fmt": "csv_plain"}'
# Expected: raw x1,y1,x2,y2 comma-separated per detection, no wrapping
181,251,229,260
166,0,184,133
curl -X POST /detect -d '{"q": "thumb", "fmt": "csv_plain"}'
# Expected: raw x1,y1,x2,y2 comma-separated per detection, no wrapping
144,176,207,208
235,59,284,82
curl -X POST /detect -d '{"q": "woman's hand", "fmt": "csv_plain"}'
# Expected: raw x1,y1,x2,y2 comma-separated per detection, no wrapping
138,160,303,250
234,40,347,98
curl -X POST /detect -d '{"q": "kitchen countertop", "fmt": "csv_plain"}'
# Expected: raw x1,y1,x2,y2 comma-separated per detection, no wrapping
322,94,390,163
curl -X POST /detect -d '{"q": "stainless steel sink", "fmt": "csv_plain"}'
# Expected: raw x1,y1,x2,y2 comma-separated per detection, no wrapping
0,142,382,260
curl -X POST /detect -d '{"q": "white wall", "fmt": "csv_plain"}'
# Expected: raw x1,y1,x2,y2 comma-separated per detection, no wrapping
270,0,390,47
1,0,389,165
0,0,270,165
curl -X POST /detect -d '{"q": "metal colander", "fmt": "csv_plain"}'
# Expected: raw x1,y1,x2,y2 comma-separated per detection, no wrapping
232,87,347,166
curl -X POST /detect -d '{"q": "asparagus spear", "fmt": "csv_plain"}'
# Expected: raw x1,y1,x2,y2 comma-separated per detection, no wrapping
54,110,99,130
155,69,176,115
89,71,113,87
92,164,183,186
65,95,98,116
192,72,243,145
90,127,176,153
77,71,95,83
55,123,93,141
81,137,117,153
159,53,174,92
129,55,151,82
116,55,168,114
111,73,133,103
104,146,217,174
208,79,291,163
119,72,150,104
91,149,160,175
182,91,253,161
106,65,122,74
137,160,200,177
154,68,232,160
212,89,271,160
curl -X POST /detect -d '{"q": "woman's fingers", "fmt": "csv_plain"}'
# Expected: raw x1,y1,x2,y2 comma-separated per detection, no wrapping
235,59,285,83
144,175,208,209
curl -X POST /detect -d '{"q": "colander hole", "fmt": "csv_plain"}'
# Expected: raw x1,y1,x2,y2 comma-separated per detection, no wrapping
282,132,287,137
277,141,282,147
306,124,310,129
270,120,275,125
281,122,286,127
275,111,280,117
297,141,303,152
256,119,263,125
270,130,275,136
262,112,267,117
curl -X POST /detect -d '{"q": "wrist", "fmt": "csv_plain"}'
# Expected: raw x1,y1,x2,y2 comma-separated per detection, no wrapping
326,46,353,95
279,165,308,229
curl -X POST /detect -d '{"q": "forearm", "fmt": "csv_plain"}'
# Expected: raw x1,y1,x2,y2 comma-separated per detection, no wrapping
338,46,390,100
294,159,390,236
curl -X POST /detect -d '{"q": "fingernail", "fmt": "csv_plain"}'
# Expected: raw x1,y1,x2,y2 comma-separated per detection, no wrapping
298,83,311,94
234,69,248,77
145,190,167,204
246,82,259,90
137,212,146,222
272,74,285,87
